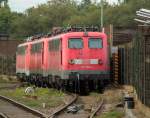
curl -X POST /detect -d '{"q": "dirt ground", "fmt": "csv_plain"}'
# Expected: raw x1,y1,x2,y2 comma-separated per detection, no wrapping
1,76,149,118
123,85,150,118
96,85,125,118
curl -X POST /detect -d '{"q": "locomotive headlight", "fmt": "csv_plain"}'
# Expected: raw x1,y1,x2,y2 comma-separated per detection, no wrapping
69,59,74,64
98,59,103,65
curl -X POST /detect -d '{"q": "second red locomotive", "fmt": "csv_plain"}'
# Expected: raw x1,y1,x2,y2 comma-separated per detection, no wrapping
16,27,110,93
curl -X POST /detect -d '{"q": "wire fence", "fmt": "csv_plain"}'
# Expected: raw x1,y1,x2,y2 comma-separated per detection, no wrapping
119,26,150,107
0,55,16,75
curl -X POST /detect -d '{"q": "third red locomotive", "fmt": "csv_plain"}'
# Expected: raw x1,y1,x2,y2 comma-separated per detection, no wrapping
16,27,110,94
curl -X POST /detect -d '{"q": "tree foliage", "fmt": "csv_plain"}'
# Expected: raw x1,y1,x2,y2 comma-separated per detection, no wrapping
0,0,150,39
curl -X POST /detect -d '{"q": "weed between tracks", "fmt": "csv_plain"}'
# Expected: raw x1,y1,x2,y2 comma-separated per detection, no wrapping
95,87,125,118
96,110,124,118
0,87,65,108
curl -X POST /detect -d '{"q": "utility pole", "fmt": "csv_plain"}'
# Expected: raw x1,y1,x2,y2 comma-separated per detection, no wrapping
101,0,104,32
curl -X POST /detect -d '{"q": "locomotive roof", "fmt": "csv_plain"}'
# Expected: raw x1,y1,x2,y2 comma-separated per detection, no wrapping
18,32,106,47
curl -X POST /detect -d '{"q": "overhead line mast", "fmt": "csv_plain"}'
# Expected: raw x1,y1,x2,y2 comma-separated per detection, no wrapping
101,0,103,29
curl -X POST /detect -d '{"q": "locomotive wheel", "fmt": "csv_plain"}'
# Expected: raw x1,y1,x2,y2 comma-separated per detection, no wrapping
51,82,54,88
37,80,41,87
104,79,110,86
26,76,29,83
48,76,53,88
80,80,89,95
33,77,36,85
61,80,65,91
65,80,70,91
73,81,77,93
42,79,46,88
58,79,62,91
29,76,32,84
39,77,43,88
35,81,39,87
70,80,74,92
88,80,94,91
56,78,61,90
85,81,89,95
33,78,37,85
58,79,63,90
62,80,68,91
67,80,73,92
35,78,39,87
97,80,104,93
47,78,51,88
55,80,59,90
47,77,51,88
26,76,30,83
79,80,84,95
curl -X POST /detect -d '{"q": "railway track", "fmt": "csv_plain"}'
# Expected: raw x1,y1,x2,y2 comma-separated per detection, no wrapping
88,99,104,118
0,112,9,118
0,82,25,90
0,95,47,118
0,84,18,90
0,83,105,118
47,92,105,118
47,93,78,118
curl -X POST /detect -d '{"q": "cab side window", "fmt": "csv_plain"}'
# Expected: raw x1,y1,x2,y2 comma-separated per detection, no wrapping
17,46,27,55
31,42,43,53
49,39,60,51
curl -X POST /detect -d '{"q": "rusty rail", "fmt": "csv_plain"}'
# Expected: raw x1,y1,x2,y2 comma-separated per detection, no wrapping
0,113,9,118
89,99,104,118
48,94,78,118
0,95,47,118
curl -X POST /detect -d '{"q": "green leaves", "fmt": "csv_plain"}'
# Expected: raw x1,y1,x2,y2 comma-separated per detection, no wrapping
0,0,150,39
0,7,11,34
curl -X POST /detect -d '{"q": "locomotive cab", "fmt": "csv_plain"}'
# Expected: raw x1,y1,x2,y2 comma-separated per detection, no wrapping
63,32,110,82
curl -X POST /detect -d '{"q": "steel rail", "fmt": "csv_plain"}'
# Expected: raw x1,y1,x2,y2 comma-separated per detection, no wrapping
0,113,9,118
0,95,47,118
88,99,104,118
47,93,78,118
0,82,26,90
0,85,18,90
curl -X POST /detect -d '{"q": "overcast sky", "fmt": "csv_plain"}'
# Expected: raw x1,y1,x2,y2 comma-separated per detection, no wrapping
8,0,118,13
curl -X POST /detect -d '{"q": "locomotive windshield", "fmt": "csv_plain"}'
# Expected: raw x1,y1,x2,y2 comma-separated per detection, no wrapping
68,38,83,49
89,38,103,48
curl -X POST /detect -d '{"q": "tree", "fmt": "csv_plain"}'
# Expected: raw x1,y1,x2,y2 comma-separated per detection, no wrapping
0,0,150,39
0,7,11,34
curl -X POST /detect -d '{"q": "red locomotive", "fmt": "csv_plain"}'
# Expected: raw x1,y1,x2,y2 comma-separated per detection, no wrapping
16,27,110,93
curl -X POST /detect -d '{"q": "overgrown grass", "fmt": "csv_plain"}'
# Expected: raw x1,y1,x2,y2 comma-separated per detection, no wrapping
90,92,100,97
0,78,9,83
0,87,65,108
0,75,17,83
96,110,124,118
89,92,102,101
